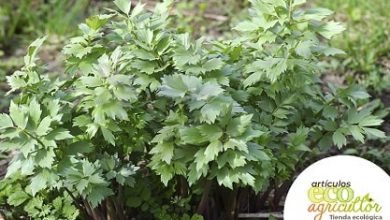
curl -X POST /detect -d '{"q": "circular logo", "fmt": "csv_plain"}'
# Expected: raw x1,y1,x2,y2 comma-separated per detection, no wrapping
284,155,390,220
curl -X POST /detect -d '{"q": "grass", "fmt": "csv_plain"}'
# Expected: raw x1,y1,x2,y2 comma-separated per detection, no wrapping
314,0,390,91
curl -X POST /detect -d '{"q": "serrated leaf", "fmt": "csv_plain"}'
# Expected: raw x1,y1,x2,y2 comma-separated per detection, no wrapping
7,191,29,206
48,99,60,117
194,148,208,171
359,116,383,127
46,128,73,140
160,142,175,164
86,14,113,30
234,21,259,32
295,40,312,58
179,127,206,144
29,99,41,125
159,75,188,98
318,21,345,39
204,140,222,162
304,8,333,21
101,127,115,146
203,58,224,71
35,148,56,168
362,128,385,138
87,186,114,208
243,71,263,87
25,37,46,67
198,124,223,141
159,165,174,186
332,130,346,149
114,0,131,15
323,105,338,120
200,102,222,124
6,75,27,91
226,114,252,137
269,58,287,82
247,144,271,161
10,102,27,129
35,116,52,136
292,0,306,7
198,82,223,100
229,154,246,168
0,114,13,130
30,173,48,196
349,125,364,143
216,168,233,189
66,141,94,155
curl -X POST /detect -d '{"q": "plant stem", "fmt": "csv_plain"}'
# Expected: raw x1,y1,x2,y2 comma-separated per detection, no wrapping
196,180,212,214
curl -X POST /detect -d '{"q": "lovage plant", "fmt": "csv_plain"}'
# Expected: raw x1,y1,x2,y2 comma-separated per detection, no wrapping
0,0,385,219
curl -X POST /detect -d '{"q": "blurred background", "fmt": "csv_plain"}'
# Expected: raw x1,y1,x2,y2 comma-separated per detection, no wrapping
0,0,390,182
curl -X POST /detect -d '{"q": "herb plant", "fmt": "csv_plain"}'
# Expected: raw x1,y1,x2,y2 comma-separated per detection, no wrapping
0,0,385,219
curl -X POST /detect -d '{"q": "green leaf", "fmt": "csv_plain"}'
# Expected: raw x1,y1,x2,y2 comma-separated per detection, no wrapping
362,128,385,138
359,116,383,127
10,102,27,129
7,191,29,206
7,75,27,91
229,154,246,168
194,148,209,171
114,0,131,15
332,130,346,149
204,140,222,162
200,102,223,124
304,8,333,21
203,58,224,71
198,125,223,141
24,37,46,67
226,114,252,137
87,186,114,208
318,21,345,39
159,75,188,98
317,47,346,56
179,127,206,144
159,165,174,186
66,141,94,155
46,128,73,140
160,142,175,164
295,40,312,58
0,114,13,130
29,99,42,125
35,116,52,136
36,148,56,168
247,144,271,161
323,105,338,120
350,90,370,100
292,0,306,7
349,126,364,143
269,58,287,82
198,82,224,100
86,14,113,30
101,127,116,146
234,21,259,32
30,173,48,196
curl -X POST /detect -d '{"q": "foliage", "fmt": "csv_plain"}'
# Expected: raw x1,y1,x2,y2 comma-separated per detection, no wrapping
0,174,79,219
0,0,385,219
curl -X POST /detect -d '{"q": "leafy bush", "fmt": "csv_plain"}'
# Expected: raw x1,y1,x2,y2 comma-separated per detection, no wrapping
0,0,385,219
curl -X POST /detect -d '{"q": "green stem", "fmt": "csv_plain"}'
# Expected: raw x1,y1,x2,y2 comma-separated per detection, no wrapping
288,0,293,21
